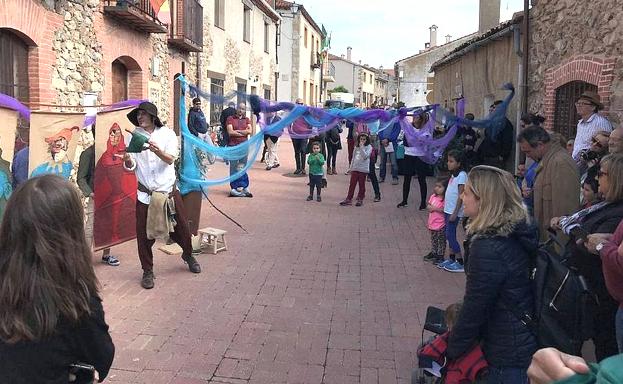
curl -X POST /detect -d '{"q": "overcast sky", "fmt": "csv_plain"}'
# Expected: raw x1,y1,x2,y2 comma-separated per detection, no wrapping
302,0,525,68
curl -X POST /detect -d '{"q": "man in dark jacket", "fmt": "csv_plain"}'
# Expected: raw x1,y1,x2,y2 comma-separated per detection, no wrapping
219,101,236,147
478,100,514,171
187,98,208,137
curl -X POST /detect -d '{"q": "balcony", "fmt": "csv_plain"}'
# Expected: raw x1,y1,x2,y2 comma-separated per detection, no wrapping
323,62,336,82
102,0,168,34
310,51,321,70
168,0,203,52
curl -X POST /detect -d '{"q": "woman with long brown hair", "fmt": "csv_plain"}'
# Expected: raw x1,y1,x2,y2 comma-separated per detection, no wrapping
0,175,114,383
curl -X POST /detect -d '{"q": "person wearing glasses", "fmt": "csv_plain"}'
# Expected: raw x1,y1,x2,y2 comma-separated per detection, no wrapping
550,153,623,361
577,130,610,175
571,91,612,161
517,126,580,241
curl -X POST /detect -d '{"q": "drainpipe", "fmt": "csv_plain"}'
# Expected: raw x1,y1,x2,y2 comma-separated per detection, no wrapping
513,23,524,169
521,0,529,115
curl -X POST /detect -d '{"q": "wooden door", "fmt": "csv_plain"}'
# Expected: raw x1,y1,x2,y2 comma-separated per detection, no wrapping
112,60,128,103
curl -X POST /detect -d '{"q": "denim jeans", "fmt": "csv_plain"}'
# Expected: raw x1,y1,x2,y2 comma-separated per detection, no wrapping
486,366,528,384
379,145,398,180
444,213,462,255
617,306,623,353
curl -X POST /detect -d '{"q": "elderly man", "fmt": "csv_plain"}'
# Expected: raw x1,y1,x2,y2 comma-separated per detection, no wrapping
517,126,580,240
571,91,612,161
609,127,623,154
123,102,201,289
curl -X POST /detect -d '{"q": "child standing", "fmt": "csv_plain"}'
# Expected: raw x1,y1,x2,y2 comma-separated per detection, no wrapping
437,150,467,273
307,142,325,202
340,132,372,207
424,178,448,263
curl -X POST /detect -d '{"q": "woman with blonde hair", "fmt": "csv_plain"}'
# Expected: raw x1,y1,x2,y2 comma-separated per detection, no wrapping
446,165,538,383
0,175,114,383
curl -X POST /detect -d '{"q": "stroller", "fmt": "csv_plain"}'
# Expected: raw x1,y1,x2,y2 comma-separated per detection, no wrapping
412,306,448,384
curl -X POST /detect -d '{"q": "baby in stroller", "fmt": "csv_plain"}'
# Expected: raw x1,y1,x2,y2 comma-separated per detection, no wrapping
415,303,488,384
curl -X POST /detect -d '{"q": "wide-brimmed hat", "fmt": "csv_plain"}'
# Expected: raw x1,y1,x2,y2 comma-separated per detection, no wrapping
577,91,604,111
127,102,164,127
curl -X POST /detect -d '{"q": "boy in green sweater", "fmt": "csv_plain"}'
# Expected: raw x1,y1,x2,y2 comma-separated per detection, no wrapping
307,142,325,202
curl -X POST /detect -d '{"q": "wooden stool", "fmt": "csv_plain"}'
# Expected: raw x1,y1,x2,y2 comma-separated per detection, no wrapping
198,227,228,254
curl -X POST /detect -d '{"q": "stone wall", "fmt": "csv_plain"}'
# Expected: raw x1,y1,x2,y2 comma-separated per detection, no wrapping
528,0,623,126
50,0,102,106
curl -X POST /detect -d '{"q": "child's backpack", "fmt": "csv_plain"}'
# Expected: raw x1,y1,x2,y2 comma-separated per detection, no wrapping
506,231,597,355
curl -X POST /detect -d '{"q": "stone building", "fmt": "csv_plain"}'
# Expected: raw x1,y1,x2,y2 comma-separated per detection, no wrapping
527,0,622,140
0,0,205,131
275,0,323,106
394,25,476,108
201,0,280,124
431,13,523,120
328,49,377,107
372,67,389,107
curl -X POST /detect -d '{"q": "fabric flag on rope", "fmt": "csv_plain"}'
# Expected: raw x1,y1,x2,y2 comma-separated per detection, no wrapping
93,107,138,250
29,111,83,180
0,107,17,219
156,0,171,24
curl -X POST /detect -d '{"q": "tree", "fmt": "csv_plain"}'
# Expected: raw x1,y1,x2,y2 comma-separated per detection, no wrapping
329,86,349,93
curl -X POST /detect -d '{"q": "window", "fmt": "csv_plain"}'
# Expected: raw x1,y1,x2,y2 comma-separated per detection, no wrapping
264,88,271,100
210,78,224,125
243,5,251,43
304,27,308,48
554,80,597,140
264,22,269,53
237,83,246,106
363,73,366,82
0,29,29,102
214,0,224,29
251,86,257,95
112,60,128,103
310,83,314,105
303,80,307,103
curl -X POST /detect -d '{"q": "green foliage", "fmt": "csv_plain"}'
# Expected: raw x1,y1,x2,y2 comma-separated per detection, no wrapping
329,86,349,94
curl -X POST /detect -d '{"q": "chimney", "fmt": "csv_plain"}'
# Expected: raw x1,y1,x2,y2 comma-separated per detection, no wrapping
429,25,438,48
479,0,500,34
347,46,352,61
445,34,452,43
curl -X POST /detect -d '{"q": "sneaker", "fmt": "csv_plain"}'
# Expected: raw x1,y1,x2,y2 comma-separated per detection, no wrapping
345,170,351,175
141,270,155,289
273,164,280,169
396,201,408,208
307,195,313,201
102,255,120,266
181,253,201,273
444,261,465,273
327,169,333,175
423,252,436,262
293,169,302,175
245,192,253,198
374,195,381,202
391,178,399,185
339,200,352,206
419,202,427,210
300,170,307,175
435,259,454,269
355,200,363,207
266,166,272,170
317,196,322,202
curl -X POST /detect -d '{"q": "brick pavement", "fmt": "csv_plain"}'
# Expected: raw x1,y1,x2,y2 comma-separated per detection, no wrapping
97,138,466,383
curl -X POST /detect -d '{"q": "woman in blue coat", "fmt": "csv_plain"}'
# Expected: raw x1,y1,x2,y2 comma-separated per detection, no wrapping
447,165,538,384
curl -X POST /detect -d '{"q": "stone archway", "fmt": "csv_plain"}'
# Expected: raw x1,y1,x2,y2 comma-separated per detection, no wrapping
543,55,617,131
111,55,143,101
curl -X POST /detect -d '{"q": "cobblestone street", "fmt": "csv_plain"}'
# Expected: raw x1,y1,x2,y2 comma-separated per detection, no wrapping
96,138,465,384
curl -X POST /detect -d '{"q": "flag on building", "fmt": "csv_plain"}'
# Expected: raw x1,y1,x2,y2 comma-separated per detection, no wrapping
321,24,331,53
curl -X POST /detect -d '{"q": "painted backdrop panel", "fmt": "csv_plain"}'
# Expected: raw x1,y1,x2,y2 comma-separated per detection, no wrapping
93,108,137,249
29,111,83,180
0,107,17,218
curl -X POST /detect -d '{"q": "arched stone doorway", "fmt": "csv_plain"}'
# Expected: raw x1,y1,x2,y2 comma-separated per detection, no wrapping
111,56,142,102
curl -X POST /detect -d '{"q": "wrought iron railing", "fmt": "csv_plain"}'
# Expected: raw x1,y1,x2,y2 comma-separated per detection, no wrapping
104,0,164,24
